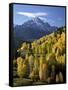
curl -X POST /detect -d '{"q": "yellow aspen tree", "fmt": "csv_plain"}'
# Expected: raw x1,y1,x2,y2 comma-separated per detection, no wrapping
59,72,63,83
56,74,59,83
39,55,44,81
17,57,23,78
42,63,48,81
29,55,34,74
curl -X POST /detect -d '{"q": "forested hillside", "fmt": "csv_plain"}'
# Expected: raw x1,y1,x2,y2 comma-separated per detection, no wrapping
13,27,66,86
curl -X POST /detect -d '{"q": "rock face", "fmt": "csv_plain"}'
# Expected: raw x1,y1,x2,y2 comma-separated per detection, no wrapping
14,17,57,43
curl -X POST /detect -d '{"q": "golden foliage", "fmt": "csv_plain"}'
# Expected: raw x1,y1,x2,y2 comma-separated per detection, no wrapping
15,28,65,82
17,57,23,78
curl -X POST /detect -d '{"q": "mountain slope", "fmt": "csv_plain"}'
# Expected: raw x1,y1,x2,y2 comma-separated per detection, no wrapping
14,17,57,42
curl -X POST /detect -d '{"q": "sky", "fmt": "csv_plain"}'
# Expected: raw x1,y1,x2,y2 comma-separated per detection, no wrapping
13,4,66,27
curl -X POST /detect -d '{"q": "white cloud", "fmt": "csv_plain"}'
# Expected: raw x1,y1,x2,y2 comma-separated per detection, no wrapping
17,12,48,18
17,12,35,17
39,17,47,21
35,12,48,17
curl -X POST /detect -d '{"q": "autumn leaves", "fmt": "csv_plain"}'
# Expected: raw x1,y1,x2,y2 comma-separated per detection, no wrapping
15,28,65,84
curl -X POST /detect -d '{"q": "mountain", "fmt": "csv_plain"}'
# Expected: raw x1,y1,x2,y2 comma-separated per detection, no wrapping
14,17,57,43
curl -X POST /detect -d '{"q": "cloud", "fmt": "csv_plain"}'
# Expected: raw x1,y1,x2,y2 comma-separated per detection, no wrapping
17,12,48,18
35,12,48,17
39,17,47,22
17,12,35,17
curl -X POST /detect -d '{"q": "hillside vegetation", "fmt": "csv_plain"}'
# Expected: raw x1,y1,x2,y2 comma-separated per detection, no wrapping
13,27,66,86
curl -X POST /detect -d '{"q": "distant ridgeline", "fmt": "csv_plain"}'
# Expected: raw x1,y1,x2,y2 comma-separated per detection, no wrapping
14,17,58,43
